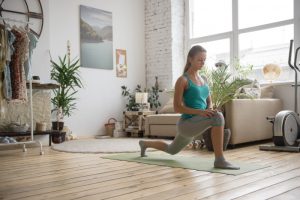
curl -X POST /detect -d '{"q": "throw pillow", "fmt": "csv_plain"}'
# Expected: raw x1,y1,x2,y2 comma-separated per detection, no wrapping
236,79,261,99
260,85,275,98
159,98,175,114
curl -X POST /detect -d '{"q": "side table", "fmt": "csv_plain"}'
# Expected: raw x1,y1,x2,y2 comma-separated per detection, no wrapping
123,110,156,137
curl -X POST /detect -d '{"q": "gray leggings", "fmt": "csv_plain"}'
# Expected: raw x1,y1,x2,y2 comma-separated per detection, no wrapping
166,112,225,155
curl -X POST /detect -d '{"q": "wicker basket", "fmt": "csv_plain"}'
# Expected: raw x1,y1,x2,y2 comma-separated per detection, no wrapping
105,118,117,137
203,128,231,151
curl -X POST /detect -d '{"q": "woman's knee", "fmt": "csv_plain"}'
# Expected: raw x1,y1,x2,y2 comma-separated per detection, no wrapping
212,111,225,126
166,146,181,155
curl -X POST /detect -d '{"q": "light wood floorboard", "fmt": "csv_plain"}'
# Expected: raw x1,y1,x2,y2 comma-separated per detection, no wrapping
0,142,299,200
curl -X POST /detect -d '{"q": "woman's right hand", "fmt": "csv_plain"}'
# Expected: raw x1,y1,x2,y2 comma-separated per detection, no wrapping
197,109,217,117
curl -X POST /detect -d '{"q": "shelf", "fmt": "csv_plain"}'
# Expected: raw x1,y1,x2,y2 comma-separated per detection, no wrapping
0,130,66,146
26,83,60,90
0,130,64,137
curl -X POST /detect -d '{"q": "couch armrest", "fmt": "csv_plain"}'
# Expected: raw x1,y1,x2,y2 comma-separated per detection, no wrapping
225,99,283,145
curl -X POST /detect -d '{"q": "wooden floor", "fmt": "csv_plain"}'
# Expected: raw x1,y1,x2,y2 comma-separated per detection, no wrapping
0,142,300,200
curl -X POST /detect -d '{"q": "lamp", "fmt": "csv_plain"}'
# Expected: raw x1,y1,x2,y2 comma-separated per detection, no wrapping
263,63,281,83
135,92,149,111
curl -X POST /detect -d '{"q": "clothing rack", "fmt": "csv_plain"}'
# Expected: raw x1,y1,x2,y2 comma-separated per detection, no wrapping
0,16,33,25
0,17,43,155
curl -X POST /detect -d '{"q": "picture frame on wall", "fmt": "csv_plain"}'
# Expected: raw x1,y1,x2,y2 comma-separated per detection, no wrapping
80,5,113,69
116,49,127,78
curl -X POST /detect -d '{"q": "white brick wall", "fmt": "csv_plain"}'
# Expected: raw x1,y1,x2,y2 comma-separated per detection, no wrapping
0,91,52,131
171,0,185,87
145,0,185,90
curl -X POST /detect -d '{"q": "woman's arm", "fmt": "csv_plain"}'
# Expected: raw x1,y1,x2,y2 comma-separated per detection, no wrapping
206,95,213,109
173,76,215,117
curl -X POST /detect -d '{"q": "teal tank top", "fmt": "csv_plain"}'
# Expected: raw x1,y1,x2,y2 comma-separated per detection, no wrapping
181,73,210,119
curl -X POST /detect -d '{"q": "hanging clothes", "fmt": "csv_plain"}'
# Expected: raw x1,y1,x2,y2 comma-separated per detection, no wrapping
0,23,39,103
17,27,29,101
0,24,7,102
24,31,38,80
10,27,28,101
2,29,15,100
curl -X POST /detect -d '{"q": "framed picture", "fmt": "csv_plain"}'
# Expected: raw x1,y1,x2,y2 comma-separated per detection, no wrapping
116,49,127,78
80,5,113,69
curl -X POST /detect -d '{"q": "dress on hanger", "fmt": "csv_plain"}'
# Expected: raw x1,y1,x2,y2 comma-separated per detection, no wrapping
10,28,24,100
0,24,7,102
24,31,38,80
3,29,15,100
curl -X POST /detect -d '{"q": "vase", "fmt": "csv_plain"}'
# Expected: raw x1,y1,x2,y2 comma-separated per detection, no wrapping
52,121,64,131
203,128,231,151
51,132,66,144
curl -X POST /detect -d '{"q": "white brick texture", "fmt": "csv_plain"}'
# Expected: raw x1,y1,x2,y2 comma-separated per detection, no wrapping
0,91,52,131
145,0,185,90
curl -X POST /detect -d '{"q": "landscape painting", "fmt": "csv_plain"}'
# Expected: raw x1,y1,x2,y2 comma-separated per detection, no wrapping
80,5,113,69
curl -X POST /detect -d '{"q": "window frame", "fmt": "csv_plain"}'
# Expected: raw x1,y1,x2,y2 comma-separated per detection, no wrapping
185,0,296,76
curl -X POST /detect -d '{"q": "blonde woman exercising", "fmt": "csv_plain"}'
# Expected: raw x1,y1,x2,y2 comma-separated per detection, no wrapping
139,45,239,170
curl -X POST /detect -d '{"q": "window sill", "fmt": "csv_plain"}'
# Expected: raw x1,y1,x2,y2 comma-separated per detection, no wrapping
260,81,297,87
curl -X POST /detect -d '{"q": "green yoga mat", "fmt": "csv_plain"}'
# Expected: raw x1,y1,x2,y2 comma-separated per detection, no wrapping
102,152,268,175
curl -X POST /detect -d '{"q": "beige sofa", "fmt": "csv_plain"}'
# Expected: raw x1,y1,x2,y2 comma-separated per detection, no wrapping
144,98,283,145
145,113,180,137
225,99,282,145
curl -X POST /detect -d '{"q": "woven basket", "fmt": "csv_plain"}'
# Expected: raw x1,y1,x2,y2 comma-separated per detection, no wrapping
105,118,117,137
203,128,231,151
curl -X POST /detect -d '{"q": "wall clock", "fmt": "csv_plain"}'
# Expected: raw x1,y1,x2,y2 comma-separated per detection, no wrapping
0,0,44,38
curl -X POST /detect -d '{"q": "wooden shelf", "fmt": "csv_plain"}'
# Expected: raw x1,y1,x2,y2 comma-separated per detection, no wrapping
0,130,65,146
0,130,63,136
26,83,60,90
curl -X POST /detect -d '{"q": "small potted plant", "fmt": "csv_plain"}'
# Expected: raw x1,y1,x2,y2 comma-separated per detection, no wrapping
50,41,83,143
121,77,163,112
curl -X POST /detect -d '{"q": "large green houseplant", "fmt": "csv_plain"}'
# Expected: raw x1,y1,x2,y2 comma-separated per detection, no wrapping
50,50,83,134
199,62,253,150
201,63,253,110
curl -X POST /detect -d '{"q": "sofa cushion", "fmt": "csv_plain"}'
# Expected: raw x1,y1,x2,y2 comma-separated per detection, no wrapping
260,85,275,98
236,79,261,99
149,125,177,137
159,98,175,114
146,114,181,124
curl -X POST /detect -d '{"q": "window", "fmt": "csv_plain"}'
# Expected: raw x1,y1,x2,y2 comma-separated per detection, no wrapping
187,0,295,83
193,39,230,70
190,0,232,38
239,0,293,29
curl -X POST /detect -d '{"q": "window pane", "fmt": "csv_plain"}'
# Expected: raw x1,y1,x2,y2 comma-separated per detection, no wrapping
239,25,294,82
239,25,293,69
190,0,231,38
193,39,230,69
239,0,293,29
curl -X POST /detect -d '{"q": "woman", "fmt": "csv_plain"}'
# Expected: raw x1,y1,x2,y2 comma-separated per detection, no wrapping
139,45,239,170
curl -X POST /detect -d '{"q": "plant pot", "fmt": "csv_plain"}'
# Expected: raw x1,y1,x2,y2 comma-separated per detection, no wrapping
51,132,66,144
203,128,231,151
52,121,64,131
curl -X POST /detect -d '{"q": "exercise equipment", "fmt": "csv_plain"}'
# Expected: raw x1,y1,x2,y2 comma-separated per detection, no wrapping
259,40,300,152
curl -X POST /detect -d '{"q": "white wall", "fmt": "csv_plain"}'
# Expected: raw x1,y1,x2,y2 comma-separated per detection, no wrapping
48,0,145,137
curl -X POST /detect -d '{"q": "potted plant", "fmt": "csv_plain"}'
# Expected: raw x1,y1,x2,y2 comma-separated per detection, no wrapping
199,62,253,150
50,43,83,143
121,77,163,112
121,85,143,111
